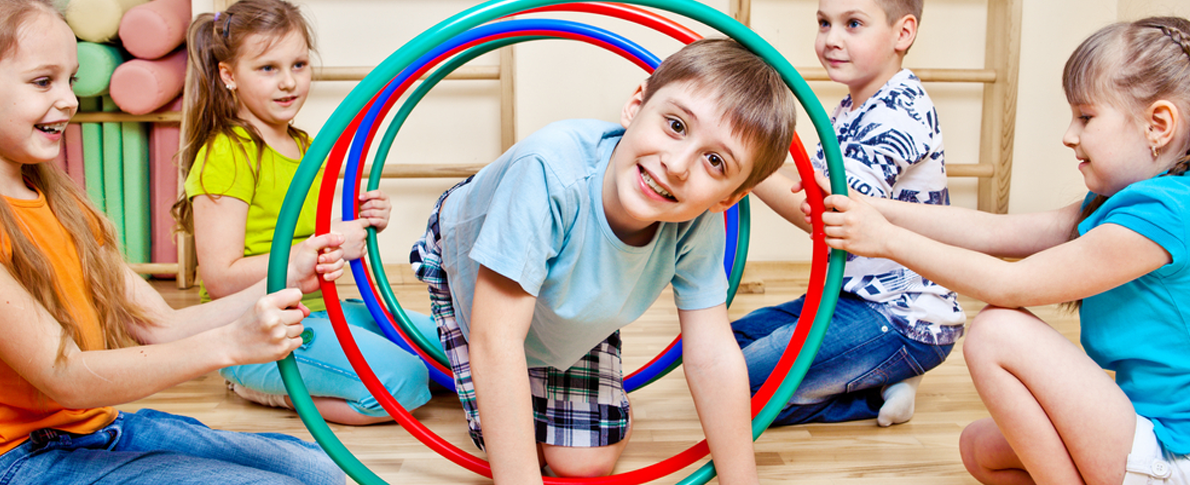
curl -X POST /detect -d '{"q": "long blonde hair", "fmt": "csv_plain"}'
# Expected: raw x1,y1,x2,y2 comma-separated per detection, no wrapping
0,0,151,358
172,0,314,234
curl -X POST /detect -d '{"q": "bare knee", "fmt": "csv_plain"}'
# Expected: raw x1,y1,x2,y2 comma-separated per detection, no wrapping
542,444,623,477
542,400,633,477
305,397,392,426
963,306,1029,369
960,418,992,479
960,417,1032,485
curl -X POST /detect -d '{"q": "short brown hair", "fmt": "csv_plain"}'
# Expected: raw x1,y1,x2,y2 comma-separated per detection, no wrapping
875,0,923,25
641,38,796,194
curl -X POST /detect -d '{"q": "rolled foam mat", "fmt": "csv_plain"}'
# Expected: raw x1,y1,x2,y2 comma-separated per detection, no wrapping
65,123,85,189
79,96,105,211
119,0,192,60
149,122,180,271
101,96,125,252
110,49,187,115
74,42,123,97
65,0,151,43
53,137,67,172
122,121,149,264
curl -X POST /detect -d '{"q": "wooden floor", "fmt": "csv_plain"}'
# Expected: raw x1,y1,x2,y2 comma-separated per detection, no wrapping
130,273,1082,484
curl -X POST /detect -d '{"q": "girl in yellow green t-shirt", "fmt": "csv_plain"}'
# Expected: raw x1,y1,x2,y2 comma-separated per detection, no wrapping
174,0,438,425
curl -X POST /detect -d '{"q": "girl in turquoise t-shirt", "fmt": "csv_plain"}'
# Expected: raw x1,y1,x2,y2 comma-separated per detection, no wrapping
174,0,437,425
808,16,1190,484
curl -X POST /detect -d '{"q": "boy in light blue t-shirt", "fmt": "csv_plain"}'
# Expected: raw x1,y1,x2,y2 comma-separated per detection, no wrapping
410,39,796,483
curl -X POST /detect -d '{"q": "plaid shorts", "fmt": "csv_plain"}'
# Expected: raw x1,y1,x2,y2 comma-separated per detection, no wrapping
410,179,630,450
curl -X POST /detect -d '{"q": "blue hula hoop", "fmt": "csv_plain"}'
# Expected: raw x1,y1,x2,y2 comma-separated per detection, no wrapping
340,18,738,392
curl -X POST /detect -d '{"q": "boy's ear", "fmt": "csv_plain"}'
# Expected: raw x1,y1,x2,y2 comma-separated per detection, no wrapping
620,81,648,129
1145,100,1180,153
708,189,751,213
894,14,918,53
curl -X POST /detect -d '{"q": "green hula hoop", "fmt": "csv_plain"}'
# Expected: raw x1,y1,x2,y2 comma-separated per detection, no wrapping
267,1,848,483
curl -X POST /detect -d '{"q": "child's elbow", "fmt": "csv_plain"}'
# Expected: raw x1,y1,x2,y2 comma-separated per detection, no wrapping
197,269,235,299
42,377,100,409
976,287,1040,309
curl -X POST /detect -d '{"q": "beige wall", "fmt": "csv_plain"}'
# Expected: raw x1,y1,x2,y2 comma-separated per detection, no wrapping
192,0,1190,265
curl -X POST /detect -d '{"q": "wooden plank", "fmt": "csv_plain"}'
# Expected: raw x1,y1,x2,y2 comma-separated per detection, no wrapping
312,65,500,82
797,67,996,83
500,48,517,151
731,0,751,27
129,263,180,275
346,162,994,180
176,232,197,289
979,0,1023,213
945,163,995,178
71,112,182,123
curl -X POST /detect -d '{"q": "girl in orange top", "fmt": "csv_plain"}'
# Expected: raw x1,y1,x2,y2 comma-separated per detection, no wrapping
0,1,345,483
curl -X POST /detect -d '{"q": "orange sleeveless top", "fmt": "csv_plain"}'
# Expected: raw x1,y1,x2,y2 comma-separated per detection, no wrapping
0,190,117,455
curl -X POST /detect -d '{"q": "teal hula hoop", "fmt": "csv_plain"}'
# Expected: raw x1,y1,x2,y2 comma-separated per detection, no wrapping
267,1,848,483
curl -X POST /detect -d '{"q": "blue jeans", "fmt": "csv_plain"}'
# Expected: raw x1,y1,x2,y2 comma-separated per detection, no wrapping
220,299,441,417
733,293,952,425
0,409,343,484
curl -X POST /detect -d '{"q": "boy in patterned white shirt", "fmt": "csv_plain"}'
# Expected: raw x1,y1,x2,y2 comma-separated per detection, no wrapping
735,0,964,427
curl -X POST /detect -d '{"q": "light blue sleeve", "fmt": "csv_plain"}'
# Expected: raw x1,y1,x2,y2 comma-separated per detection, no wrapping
467,156,570,297
670,212,729,311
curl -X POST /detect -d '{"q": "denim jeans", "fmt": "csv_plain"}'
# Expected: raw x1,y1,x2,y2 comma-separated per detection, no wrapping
733,292,952,425
0,409,344,485
220,299,440,417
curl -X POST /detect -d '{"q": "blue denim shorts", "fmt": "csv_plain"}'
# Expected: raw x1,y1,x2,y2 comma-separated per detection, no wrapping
0,409,343,485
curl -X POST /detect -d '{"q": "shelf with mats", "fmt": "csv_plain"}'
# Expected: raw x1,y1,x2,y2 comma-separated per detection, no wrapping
72,65,501,123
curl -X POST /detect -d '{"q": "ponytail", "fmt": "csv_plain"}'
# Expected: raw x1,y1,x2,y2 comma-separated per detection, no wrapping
172,0,314,235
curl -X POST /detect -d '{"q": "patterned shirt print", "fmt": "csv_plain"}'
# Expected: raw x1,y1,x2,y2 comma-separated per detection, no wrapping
812,69,965,345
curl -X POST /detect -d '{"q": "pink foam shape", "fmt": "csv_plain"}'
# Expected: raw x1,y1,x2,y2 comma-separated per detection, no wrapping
109,49,187,115
149,123,180,269
65,124,86,189
119,0,192,60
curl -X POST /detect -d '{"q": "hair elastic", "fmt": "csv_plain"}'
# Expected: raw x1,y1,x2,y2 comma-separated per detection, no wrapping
215,11,231,39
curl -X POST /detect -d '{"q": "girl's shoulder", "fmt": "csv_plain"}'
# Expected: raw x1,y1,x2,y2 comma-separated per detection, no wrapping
1099,176,1190,216
199,127,257,159
1084,175,1190,247
1120,175,1190,203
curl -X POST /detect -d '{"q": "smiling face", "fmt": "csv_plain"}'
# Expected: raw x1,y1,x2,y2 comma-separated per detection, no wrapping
219,29,311,134
815,0,911,106
602,81,754,245
1063,102,1164,196
0,7,77,185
